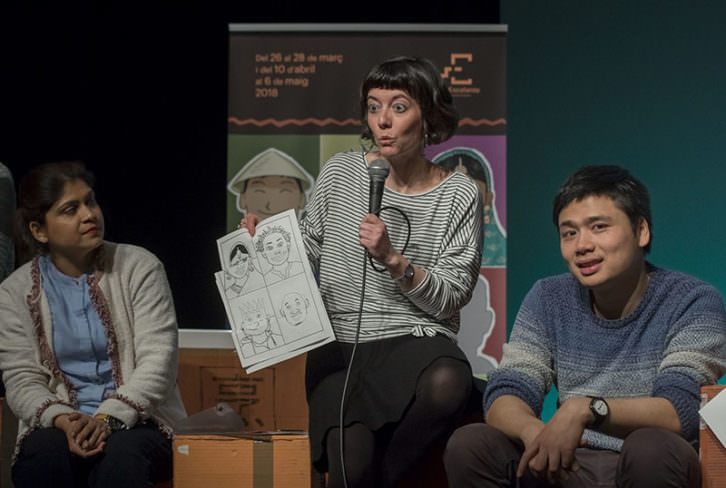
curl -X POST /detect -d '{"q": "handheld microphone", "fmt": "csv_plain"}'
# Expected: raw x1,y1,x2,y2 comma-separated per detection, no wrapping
367,158,390,216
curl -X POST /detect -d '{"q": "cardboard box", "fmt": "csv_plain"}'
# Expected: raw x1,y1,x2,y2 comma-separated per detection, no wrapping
173,433,310,488
700,385,726,488
177,329,308,431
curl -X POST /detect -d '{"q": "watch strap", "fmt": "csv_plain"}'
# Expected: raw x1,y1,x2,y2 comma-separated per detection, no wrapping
393,261,414,282
95,413,128,432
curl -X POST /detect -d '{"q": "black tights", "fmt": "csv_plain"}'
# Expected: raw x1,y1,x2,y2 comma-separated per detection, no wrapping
325,356,471,488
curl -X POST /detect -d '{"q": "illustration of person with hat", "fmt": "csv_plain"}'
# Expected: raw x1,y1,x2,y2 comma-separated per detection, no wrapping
227,147,315,222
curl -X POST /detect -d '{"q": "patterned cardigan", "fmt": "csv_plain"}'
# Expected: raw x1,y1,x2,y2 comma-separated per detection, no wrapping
0,242,187,457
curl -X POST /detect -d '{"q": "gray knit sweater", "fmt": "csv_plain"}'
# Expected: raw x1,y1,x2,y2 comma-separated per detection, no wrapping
484,266,726,450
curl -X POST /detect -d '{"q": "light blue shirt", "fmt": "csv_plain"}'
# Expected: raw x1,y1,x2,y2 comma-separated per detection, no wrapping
40,255,114,415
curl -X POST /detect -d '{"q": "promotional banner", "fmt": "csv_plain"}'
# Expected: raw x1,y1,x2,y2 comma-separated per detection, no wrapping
227,24,507,376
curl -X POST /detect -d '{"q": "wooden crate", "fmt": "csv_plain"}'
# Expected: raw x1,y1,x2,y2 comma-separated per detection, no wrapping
177,329,308,431
173,433,310,488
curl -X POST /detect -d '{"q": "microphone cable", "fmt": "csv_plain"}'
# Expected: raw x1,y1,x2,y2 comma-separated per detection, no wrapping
338,205,411,488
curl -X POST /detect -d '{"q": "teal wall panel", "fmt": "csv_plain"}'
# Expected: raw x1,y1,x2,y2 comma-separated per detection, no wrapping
502,1,726,332
502,2,726,416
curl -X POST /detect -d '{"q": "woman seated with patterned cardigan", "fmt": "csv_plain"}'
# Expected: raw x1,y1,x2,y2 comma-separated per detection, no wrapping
0,161,186,488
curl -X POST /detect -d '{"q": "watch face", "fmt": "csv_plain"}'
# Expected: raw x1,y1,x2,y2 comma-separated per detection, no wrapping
106,416,127,432
593,399,608,416
404,263,415,279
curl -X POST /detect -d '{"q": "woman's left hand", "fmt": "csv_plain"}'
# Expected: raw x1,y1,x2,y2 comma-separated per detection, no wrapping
359,214,395,263
54,413,107,458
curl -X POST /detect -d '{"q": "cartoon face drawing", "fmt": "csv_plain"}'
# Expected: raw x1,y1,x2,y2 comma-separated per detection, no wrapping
240,176,306,221
262,232,288,265
234,298,285,355
279,292,310,326
228,243,252,279
240,307,270,336
257,225,292,266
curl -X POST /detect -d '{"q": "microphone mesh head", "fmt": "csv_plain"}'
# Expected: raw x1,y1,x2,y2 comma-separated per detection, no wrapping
368,158,390,181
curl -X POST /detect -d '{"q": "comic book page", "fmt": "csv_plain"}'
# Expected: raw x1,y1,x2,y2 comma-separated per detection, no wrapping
215,209,334,373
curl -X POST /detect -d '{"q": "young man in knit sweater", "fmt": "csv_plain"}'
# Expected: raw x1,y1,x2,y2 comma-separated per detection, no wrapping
445,165,726,487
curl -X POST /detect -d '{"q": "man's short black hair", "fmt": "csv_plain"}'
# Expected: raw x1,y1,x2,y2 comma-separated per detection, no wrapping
552,165,652,253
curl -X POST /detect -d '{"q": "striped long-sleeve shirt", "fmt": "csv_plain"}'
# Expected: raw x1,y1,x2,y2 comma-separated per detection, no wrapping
484,266,726,449
300,151,483,343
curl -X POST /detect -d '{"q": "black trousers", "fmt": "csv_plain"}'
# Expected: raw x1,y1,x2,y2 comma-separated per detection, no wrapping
12,423,172,488
444,423,701,488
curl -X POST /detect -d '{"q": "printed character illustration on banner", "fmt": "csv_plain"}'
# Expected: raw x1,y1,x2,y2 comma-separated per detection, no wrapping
236,297,284,356
224,242,266,299
279,292,311,327
433,147,506,267
227,147,315,221
256,224,305,284
434,147,506,375
457,270,499,375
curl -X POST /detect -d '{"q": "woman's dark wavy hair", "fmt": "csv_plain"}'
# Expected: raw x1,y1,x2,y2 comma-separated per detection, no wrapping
359,56,459,146
15,161,95,264
552,165,653,253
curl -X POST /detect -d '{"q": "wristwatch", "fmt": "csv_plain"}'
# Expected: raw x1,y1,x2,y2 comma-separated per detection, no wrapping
95,414,128,432
393,261,415,283
588,396,609,428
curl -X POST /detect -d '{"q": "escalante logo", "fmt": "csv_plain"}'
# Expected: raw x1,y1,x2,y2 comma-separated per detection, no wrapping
441,53,481,98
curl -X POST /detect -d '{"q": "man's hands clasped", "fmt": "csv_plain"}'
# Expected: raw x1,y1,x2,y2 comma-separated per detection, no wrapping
517,397,591,484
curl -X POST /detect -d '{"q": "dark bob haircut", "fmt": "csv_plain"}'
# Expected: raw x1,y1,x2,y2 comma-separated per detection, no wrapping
552,165,653,253
359,56,459,146
15,161,96,263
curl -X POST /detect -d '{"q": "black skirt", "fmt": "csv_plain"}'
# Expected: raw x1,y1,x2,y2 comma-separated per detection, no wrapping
305,333,470,472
